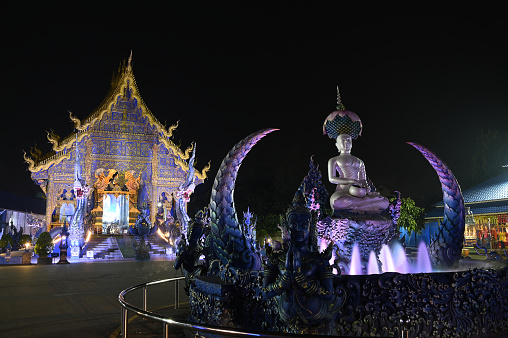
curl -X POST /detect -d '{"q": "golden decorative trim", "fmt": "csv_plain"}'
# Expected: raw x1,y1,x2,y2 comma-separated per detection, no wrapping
25,151,71,172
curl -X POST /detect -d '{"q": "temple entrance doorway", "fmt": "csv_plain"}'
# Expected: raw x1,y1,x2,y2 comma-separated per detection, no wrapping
91,189,139,235
102,192,130,234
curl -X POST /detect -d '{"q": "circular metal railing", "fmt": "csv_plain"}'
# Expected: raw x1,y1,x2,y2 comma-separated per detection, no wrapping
118,277,305,337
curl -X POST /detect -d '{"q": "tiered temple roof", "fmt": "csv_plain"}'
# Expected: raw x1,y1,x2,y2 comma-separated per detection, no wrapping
24,53,209,180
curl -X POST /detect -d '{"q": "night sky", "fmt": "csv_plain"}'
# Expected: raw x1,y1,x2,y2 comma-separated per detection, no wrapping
2,3,508,214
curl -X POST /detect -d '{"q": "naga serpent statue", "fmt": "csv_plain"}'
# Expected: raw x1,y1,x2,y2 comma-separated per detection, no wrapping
208,128,278,272
409,142,465,268
174,143,198,242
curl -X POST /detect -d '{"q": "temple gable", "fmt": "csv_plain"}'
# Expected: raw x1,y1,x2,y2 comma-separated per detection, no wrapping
24,56,209,232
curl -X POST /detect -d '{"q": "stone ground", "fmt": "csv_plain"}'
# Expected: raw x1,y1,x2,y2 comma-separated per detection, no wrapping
0,258,187,337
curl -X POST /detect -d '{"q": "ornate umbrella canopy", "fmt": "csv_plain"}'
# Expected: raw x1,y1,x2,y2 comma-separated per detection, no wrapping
323,87,362,140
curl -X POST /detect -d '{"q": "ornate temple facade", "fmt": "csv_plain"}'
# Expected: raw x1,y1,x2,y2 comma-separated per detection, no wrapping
24,55,209,234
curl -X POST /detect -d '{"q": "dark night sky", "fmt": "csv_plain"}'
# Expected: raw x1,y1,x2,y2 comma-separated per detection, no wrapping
1,3,508,213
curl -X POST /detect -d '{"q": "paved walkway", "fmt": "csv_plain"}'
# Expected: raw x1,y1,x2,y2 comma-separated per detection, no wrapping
0,258,186,337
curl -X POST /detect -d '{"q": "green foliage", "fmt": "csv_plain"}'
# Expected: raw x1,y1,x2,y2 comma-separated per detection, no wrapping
19,234,32,246
0,234,13,248
34,232,54,257
256,213,283,241
397,197,426,235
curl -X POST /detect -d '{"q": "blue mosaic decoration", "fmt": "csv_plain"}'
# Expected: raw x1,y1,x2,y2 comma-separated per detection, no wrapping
323,111,363,140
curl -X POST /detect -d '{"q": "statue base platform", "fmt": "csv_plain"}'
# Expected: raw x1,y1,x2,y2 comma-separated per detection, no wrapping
189,274,265,332
317,214,396,274
189,276,236,327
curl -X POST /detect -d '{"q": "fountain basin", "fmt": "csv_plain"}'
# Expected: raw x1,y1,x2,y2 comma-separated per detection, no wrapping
333,266,508,336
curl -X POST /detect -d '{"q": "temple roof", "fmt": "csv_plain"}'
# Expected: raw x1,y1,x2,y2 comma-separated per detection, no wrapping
425,172,508,219
461,172,508,203
24,54,209,179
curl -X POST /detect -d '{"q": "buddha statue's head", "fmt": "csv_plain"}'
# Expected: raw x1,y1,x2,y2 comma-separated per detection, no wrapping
336,134,352,154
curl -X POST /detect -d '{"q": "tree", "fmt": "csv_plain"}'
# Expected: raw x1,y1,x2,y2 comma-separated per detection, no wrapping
34,232,54,257
397,197,426,235
19,234,32,247
256,213,283,241
0,233,13,249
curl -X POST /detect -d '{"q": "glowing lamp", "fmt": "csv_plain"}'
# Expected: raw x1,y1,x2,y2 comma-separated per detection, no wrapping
85,230,92,243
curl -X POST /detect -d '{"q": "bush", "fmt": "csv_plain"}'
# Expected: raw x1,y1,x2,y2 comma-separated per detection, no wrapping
0,234,13,249
256,214,283,243
34,232,54,257
19,234,32,246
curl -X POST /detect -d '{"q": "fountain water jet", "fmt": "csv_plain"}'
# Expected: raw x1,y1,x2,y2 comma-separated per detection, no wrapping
367,250,379,274
379,244,395,272
347,242,433,275
415,241,432,273
391,242,409,273
349,243,362,275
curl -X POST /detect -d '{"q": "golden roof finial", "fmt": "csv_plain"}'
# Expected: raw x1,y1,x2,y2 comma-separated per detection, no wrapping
127,50,133,72
336,86,345,110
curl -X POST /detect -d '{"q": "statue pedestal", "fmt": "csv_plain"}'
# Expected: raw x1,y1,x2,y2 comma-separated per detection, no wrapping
189,276,235,327
317,214,395,274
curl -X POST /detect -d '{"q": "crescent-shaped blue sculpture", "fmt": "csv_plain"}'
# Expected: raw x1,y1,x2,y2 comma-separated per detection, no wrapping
209,128,278,271
408,142,465,268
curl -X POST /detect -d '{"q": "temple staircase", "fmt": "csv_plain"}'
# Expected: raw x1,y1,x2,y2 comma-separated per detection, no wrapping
84,235,123,260
146,235,169,257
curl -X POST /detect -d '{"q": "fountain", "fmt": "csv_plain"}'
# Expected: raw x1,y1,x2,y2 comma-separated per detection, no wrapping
349,241,432,275
173,90,508,336
367,250,379,274
415,241,432,273
349,243,363,275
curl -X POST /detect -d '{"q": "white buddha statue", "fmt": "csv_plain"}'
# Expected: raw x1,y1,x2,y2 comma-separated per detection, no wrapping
328,133,389,214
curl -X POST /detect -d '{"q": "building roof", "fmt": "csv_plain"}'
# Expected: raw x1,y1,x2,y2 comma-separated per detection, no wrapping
23,54,209,180
426,172,508,219
0,191,45,215
426,200,508,219
461,172,508,203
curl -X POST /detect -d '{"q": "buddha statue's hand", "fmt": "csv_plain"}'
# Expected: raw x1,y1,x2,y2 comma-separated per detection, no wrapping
292,248,313,291
285,244,293,272
343,178,358,185
292,247,302,272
